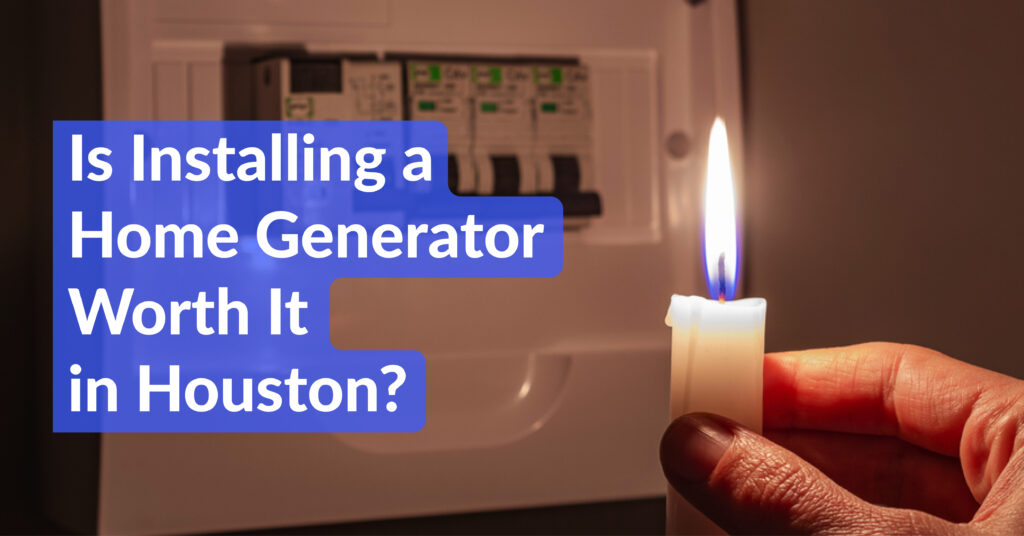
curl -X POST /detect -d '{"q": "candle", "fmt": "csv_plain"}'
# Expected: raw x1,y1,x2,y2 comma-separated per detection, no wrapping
664,118,766,534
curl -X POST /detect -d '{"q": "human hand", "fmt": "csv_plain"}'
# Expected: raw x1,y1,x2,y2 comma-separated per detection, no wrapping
660,342,1024,534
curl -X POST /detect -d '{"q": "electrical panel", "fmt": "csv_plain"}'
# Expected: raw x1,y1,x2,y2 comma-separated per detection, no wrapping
98,1,745,533
254,54,602,218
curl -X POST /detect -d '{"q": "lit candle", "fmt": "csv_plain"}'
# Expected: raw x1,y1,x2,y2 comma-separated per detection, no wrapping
665,118,766,534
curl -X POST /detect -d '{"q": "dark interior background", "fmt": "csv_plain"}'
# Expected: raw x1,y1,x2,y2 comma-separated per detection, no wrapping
3,1,101,534
3,0,1023,533
742,0,1024,380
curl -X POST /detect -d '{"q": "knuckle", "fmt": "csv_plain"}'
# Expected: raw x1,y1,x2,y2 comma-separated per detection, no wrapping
718,439,816,512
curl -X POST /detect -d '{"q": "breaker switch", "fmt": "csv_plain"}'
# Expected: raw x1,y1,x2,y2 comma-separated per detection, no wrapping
549,154,601,216
491,155,520,195
290,59,342,93
551,155,581,194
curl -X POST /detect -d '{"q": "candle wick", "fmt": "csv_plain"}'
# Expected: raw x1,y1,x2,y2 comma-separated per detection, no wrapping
716,252,727,302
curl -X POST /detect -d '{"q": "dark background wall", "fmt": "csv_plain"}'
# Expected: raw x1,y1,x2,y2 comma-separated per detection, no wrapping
3,0,1024,534
2,1,101,534
741,0,1024,379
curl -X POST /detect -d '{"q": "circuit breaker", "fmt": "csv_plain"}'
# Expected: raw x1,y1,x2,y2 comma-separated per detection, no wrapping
256,54,601,219
255,56,402,121
532,65,600,217
405,60,475,194
468,63,536,196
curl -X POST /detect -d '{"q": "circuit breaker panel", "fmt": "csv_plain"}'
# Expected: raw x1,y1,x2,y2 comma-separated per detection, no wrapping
98,1,744,533
254,54,602,219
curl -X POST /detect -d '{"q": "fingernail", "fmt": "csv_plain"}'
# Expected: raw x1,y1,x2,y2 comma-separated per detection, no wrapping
660,413,734,484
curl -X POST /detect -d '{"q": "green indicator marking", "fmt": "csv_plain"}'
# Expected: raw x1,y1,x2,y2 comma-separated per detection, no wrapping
429,64,441,81
284,96,314,119
490,67,502,84
418,100,436,111
481,102,498,112
552,67,563,84
541,102,557,113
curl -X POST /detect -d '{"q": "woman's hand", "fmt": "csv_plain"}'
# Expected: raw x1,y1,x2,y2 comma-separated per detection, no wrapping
660,342,1024,534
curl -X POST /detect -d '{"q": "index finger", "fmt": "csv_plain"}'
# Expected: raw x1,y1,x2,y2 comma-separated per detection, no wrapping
763,342,1018,456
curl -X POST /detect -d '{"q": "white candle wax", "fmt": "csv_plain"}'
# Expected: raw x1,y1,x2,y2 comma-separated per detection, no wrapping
664,295,766,534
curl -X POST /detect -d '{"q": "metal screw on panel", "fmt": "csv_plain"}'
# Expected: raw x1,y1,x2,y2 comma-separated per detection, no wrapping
666,131,691,160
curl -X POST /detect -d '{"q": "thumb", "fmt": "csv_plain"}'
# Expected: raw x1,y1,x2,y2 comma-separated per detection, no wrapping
660,413,954,535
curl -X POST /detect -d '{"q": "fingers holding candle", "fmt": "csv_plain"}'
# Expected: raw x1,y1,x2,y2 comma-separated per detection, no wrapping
660,413,955,535
767,429,978,522
763,342,1024,504
763,342,1012,445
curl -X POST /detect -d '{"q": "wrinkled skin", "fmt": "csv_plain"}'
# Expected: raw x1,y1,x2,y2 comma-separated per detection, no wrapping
660,342,1024,535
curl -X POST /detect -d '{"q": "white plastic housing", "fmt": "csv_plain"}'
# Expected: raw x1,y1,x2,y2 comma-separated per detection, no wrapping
98,0,747,533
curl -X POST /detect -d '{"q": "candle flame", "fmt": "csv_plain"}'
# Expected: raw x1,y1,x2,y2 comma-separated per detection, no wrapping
703,117,738,301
